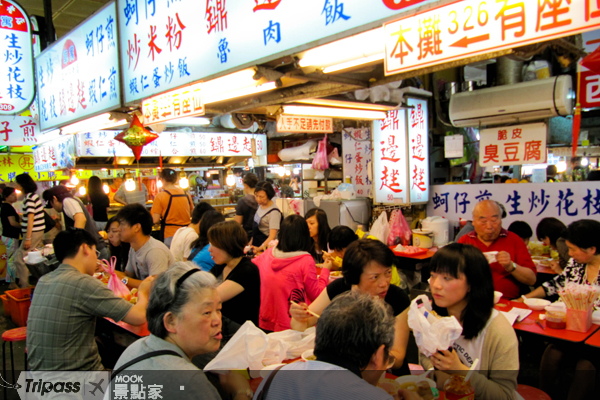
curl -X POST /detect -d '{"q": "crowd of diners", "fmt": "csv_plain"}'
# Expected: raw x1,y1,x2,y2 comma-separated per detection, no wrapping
2,169,597,400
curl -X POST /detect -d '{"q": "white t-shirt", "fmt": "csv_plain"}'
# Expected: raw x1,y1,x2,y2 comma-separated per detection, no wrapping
170,226,198,262
452,309,500,367
62,197,84,220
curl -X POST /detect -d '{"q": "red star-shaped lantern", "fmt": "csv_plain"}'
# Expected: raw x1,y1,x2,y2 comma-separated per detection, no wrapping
114,115,159,160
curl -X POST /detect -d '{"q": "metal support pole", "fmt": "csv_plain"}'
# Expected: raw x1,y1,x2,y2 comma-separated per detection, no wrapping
43,0,55,46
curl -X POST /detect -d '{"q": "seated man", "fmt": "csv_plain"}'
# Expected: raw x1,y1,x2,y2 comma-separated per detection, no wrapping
258,291,400,400
116,204,175,288
27,229,152,371
458,200,536,299
45,185,108,259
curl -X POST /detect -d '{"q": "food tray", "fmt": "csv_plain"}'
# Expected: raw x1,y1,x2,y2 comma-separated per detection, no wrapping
391,247,428,257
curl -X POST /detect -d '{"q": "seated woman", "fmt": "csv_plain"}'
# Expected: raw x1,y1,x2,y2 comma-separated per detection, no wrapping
251,181,281,253
522,219,599,400
208,221,260,328
253,214,330,332
290,239,410,371
423,243,518,400
105,216,130,271
322,225,358,270
536,217,569,273
188,211,225,272
305,208,331,264
111,262,251,400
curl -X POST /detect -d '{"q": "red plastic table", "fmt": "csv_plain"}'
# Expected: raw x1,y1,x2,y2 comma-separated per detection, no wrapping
495,300,600,342
585,329,600,348
105,318,151,337
535,265,557,275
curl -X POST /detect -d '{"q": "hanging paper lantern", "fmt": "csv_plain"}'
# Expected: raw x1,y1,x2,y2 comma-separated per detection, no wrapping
114,115,158,160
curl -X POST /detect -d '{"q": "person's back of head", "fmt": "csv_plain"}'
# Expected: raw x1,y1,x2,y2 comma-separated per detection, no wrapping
507,221,533,241
116,203,154,236
243,173,258,189
500,176,509,183
87,176,103,196
314,291,395,370
328,225,358,253
536,217,567,247
54,229,98,263
547,165,557,177
193,210,225,249
277,214,311,253
48,185,74,204
191,202,215,225
15,173,38,194
160,168,178,184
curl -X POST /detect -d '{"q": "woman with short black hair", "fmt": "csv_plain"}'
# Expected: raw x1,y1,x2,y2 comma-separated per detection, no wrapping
425,243,518,400
536,217,569,271
253,214,330,332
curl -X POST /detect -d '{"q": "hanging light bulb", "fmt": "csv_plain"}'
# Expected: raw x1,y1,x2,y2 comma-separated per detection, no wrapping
206,171,211,178
157,178,163,188
102,184,110,194
124,173,136,192
70,173,79,186
179,170,189,189
78,186,87,196
582,157,589,167
226,169,236,186
556,159,568,173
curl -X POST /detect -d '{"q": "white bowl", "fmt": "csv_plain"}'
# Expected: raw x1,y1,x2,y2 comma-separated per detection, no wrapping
301,349,316,362
395,375,437,389
524,298,551,310
494,291,503,304
260,363,286,379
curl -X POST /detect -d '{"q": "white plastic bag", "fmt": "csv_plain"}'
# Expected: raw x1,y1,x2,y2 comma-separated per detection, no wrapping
204,321,315,377
370,211,389,244
407,295,463,357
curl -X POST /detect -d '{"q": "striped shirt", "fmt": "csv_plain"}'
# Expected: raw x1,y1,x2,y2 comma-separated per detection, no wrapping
21,192,45,233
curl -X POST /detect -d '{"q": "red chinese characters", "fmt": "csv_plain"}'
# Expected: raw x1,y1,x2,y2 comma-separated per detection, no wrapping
210,136,224,153
412,165,426,192
380,166,403,193
253,0,281,12
380,135,401,162
206,0,227,34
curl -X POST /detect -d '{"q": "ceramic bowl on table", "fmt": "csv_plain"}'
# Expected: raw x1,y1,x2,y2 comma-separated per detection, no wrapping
301,349,316,362
524,298,551,311
494,291,503,304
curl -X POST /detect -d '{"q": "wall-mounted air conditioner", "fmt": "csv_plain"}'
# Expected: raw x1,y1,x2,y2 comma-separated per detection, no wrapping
449,75,573,128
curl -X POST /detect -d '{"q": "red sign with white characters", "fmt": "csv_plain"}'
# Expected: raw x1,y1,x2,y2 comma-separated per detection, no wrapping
581,30,600,109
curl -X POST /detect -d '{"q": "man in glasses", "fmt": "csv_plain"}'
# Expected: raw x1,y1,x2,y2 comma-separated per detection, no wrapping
27,229,154,371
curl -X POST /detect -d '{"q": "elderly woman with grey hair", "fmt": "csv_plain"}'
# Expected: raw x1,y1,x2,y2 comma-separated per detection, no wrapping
256,291,405,400
110,262,253,400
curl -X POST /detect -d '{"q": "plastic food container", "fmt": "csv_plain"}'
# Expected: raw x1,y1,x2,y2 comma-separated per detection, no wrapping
444,375,475,400
546,310,566,330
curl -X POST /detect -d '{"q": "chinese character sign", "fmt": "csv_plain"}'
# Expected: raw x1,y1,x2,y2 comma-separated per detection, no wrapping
0,115,40,145
276,115,334,133
76,131,267,158
35,2,120,131
34,136,75,172
142,82,204,125
385,0,600,76
0,0,35,115
479,122,547,167
407,97,429,204
581,30,600,109
427,182,600,232
373,110,408,204
342,127,372,198
117,0,438,104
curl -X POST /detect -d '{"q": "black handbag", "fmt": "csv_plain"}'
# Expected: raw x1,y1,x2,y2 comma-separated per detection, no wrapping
43,210,57,233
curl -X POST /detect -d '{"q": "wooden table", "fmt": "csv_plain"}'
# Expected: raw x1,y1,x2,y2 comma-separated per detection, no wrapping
585,329,600,348
495,300,600,342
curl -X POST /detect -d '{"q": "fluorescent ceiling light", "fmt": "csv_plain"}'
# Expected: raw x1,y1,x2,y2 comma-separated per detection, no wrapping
282,105,386,120
299,28,383,69
294,98,396,111
166,117,211,126
202,68,277,104
61,113,128,135
323,53,384,73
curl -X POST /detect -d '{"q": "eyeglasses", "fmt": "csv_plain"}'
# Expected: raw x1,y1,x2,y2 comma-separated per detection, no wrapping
95,249,101,258
385,354,396,370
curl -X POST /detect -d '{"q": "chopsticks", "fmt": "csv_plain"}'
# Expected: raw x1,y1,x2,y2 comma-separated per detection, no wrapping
290,301,320,318
535,320,545,330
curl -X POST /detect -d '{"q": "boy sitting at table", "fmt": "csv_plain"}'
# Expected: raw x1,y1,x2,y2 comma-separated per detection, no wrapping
27,229,154,371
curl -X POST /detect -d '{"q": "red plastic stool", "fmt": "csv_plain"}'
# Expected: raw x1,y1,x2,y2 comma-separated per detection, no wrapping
517,384,552,400
2,327,27,399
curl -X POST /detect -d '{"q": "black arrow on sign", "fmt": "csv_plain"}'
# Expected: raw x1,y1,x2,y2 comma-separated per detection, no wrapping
450,34,490,48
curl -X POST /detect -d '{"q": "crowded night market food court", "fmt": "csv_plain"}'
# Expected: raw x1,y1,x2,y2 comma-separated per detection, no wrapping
1,0,600,399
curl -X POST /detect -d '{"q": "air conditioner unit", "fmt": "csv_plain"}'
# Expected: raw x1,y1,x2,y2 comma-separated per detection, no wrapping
449,75,573,128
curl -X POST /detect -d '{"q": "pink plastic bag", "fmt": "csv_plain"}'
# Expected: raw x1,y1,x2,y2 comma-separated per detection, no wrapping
388,209,412,246
100,256,131,299
312,136,330,171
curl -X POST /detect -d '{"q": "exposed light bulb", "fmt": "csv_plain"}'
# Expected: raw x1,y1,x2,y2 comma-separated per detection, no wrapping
226,174,236,186
556,161,567,173
70,174,79,185
78,186,87,196
581,157,589,167
157,179,163,188
179,177,189,189
102,184,110,194
125,178,136,192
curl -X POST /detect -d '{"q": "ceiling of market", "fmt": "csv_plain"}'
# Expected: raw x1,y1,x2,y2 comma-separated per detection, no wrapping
21,0,110,39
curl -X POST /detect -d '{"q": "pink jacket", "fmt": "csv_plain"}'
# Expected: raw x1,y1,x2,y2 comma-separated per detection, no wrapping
253,247,330,332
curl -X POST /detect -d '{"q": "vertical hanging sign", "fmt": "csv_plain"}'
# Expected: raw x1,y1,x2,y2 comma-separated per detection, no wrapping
0,1,35,115
372,110,408,204
407,97,429,204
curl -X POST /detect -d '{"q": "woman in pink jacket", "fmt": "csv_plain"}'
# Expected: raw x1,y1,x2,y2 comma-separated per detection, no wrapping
253,214,331,332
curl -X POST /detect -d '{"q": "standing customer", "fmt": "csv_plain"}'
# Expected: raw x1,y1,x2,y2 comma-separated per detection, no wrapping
45,185,108,259
234,173,258,243
251,181,281,252
253,214,330,332
27,229,153,371
13,173,45,288
170,202,215,262
305,208,331,263
87,176,110,232
1,187,21,288
152,168,193,247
